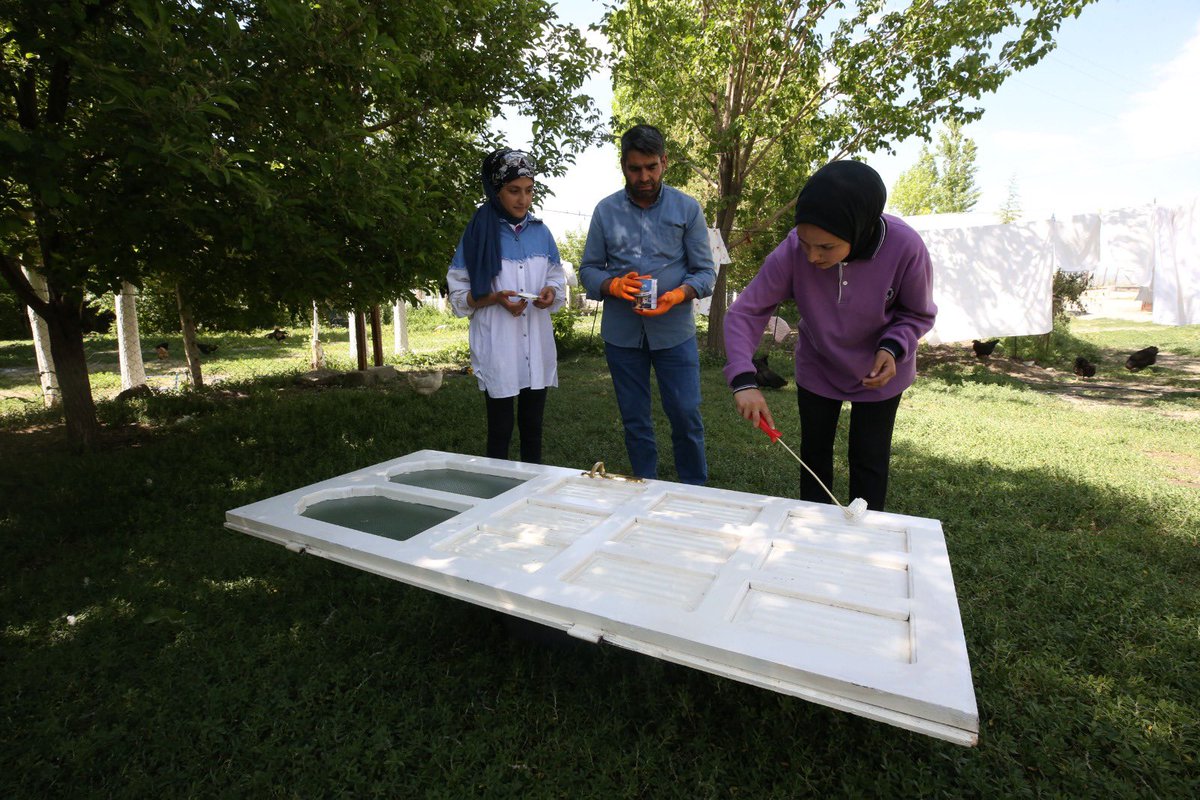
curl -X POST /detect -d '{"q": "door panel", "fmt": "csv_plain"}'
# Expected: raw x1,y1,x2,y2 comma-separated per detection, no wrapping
226,450,978,745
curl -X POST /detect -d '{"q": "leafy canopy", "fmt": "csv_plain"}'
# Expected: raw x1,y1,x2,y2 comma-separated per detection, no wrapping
0,0,602,445
603,0,1096,350
1,0,603,313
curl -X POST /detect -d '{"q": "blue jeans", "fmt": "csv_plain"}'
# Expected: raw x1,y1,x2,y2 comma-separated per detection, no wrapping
605,338,707,485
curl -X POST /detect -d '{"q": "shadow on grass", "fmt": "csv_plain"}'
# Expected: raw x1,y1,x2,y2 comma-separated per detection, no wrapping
0,339,37,368
2,366,1198,796
918,342,1200,412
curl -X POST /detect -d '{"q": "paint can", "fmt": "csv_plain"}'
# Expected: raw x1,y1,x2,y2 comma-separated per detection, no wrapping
635,277,657,311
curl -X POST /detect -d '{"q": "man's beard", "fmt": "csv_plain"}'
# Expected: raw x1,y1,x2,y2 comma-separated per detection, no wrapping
627,178,661,200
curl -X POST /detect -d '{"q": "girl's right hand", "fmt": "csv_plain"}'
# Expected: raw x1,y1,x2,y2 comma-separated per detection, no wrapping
733,388,774,430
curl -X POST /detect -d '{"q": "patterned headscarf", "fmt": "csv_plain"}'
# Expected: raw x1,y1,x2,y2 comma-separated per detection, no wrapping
462,148,537,298
793,160,887,262
485,148,536,195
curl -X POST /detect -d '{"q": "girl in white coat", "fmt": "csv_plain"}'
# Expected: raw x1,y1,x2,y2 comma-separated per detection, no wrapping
447,148,566,463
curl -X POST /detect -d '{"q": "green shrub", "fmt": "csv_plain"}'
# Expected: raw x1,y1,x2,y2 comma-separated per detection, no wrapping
552,303,603,354
395,342,471,369
404,304,467,333
1053,269,1092,322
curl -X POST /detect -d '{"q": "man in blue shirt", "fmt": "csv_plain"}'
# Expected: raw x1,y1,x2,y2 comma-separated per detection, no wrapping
579,125,717,485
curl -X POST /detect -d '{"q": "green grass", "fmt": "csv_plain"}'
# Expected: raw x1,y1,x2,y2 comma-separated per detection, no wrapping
2,317,1198,798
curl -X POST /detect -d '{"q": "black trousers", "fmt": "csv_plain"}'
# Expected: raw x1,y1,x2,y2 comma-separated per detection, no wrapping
485,387,547,464
795,386,902,511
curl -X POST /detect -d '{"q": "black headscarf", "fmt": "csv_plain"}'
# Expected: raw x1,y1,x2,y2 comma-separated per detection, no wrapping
793,160,887,262
461,148,537,298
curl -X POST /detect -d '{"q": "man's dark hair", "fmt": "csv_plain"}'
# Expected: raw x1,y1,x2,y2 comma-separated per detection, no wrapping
620,124,666,162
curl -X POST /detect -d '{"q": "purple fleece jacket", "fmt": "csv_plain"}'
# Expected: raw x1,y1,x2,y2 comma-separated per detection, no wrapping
723,215,937,402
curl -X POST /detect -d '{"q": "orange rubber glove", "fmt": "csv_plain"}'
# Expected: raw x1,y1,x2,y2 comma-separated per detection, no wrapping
605,271,650,302
634,287,686,317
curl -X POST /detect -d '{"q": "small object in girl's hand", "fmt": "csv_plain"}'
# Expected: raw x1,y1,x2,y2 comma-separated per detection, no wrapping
635,278,657,310
514,292,539,301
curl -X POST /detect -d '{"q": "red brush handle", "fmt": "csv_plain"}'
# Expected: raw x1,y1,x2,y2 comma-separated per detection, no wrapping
756,417,782,443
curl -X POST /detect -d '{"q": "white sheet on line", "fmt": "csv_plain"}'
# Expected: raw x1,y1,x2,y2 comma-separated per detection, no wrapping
1050,214,1101,274
895,201,1199,335
1095,206,1155,288
906,219,1054,344
1152,199,1200,325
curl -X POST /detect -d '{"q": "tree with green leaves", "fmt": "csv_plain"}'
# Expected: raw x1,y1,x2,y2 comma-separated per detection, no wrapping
890,121,980,216
998,173,1023,223
555,227,588,269
1,0,601,448
890,146,939,216
603,0,1096,353
934,120,981,214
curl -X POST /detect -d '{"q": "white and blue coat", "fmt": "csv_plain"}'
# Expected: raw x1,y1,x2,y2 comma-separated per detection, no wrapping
447,215,566,398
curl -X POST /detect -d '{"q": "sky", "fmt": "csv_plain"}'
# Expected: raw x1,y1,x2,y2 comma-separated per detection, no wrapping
503,0,1200,237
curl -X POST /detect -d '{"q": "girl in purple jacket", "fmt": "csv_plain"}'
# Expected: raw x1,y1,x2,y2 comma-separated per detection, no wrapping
723,161,937,511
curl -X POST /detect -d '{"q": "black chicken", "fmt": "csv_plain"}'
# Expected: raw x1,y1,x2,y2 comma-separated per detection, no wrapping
972,339,1000,359
81,305,116,334
1073,356,1096,377
1125,346,1158,371
197,342,218,354
752,354,787,389
267,327,289,341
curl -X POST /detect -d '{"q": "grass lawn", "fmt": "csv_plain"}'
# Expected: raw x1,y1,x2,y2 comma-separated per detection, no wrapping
1,313,1198,798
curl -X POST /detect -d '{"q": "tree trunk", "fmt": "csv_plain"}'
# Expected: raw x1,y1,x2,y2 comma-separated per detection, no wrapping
22,265,60,407
115,281,146,391
370,305,384,367
704,148,745,356
175,285,203,389
353,310,368,371
3,255,99,448
393,299,409,355
44,305,99,449
706,267,729,355
310,301,324,369
704,206,739,355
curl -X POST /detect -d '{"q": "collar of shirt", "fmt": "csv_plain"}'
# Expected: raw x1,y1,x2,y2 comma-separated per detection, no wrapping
867,216,888,259
507,212,538,234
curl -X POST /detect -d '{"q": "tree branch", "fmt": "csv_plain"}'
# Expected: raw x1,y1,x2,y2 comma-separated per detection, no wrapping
741,81,833,180
0,250,49,316
727,195,798,253
682,158,716,188
363,114,402,133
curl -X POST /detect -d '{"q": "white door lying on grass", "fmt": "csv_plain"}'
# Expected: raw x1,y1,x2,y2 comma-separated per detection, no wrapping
226,450,978,745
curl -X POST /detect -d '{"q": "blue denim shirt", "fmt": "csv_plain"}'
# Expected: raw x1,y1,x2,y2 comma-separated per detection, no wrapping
579,185,717,350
